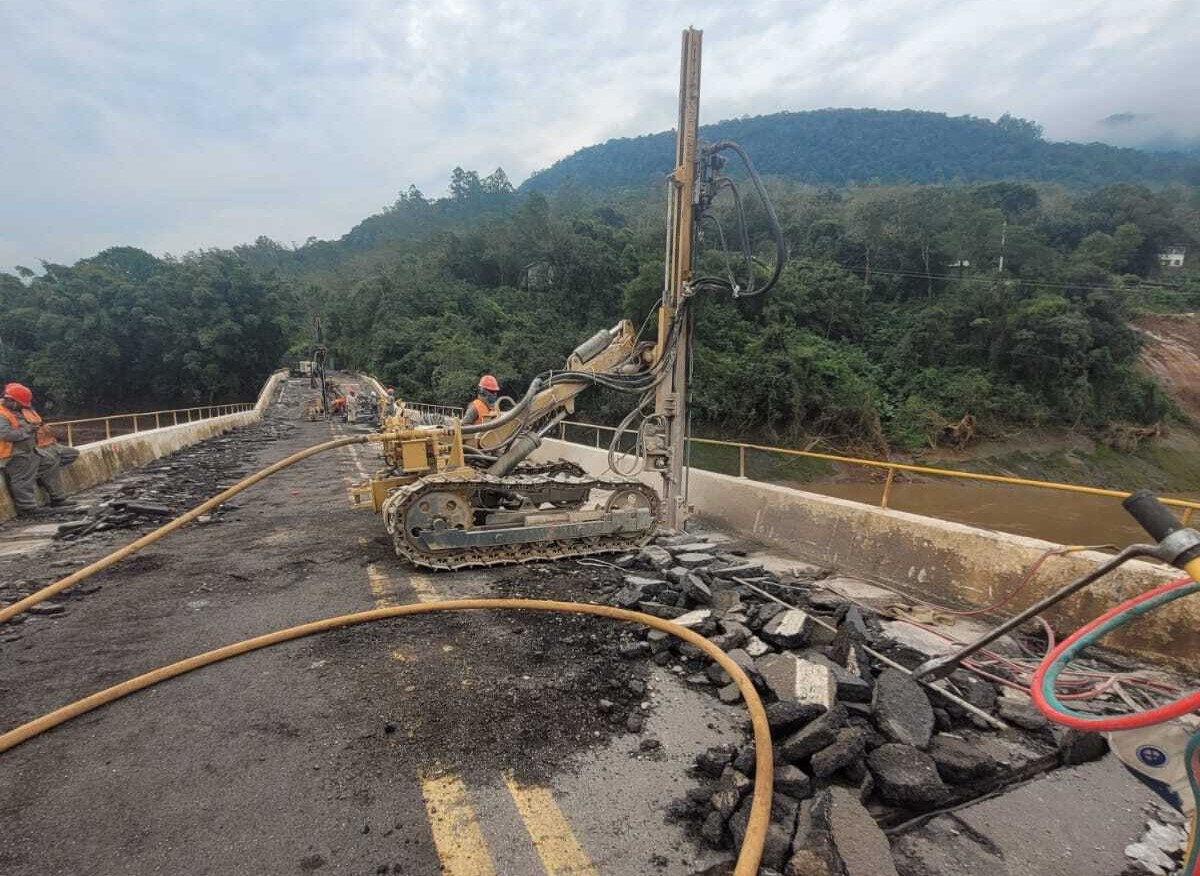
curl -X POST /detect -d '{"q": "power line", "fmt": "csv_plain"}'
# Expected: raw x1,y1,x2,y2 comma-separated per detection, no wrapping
835,263,1195,296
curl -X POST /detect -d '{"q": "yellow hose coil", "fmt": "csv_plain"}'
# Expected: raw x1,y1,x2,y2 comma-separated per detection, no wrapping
0,599,773,875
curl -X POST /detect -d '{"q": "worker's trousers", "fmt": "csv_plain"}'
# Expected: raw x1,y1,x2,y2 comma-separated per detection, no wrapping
3,445,80,510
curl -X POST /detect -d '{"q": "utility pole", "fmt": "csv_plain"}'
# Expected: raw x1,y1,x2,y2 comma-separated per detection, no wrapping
654,27,702,531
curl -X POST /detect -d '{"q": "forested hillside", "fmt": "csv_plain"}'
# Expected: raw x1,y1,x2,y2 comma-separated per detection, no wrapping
0,248,290,413
523,110,1200,192
4,165,1200,452
258,174,1200,451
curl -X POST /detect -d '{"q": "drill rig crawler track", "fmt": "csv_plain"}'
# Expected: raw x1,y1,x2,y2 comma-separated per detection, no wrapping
382,470,659,571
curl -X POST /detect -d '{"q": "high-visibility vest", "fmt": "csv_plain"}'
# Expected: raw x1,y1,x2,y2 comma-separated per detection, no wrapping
470,398,498,423
0,406,48,459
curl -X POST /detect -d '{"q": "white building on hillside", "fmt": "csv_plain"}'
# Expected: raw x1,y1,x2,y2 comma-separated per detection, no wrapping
1159,245,1186,268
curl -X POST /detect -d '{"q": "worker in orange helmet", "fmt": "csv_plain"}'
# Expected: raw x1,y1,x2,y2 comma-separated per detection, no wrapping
0,383,80,516
461,374,500,426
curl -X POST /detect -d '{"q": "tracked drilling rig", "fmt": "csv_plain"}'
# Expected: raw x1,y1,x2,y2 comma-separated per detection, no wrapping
357,28,785,570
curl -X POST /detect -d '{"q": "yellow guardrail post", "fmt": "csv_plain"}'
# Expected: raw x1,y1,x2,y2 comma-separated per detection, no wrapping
104,419,112,440
132,414,139,433
738,444,747,478
66,423,73,447
880,466,896,509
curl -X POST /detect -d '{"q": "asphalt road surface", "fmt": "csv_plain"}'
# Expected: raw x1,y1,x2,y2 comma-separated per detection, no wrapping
0,379,742,876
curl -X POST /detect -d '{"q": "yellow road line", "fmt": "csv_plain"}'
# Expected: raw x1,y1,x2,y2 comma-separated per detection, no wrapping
504,772,598,876
408,572,440,603
420,773,498,876
367,563,396,608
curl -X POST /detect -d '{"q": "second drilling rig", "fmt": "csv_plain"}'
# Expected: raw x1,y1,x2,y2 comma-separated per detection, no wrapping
357,28,786,570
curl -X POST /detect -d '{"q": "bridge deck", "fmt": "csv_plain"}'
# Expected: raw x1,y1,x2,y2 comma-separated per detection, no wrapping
0,379,1181,876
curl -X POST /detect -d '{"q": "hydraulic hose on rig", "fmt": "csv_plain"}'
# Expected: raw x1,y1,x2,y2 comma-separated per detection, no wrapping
0,434,378,624
0,598,775,876
1025,492,1200,875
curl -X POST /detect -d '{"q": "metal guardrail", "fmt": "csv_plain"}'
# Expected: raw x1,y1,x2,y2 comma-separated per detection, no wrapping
557,419,1200,525
48,403,256,447
402,401,464,420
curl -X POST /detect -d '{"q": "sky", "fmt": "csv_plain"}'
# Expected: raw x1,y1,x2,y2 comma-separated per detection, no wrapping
2,0,1198,270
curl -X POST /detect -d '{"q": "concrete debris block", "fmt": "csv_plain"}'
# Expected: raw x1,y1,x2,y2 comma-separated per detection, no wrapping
111,499,171,516
948,670,998,712
666,566,689,585
789,562,828,580
733,747,756,776
671,608,713,629
755,602,785,626
996,698,1050,731
657,588,681,606
637,545,674,570
806,590,848,611
1124,840,1177,874
686,672,712,686
744,635,771,658
624,574,667,590
766,700,827,736
681,573,712,604
927,734,996,784
724,647,758,679
27,601,65,615
695,744,737,777
700,810,727,848
774,763,813,799
675,551,716,568
712,561,765,579
811,727,872,778
800,650,873,704
613,553,638,568
613,584,646,609
730,795,797,873
706,662,732,686
780,706,846,764
711,785,742,819
871,669,934,749
646,629,672,653
636,601,688,620
652,530,688,546
671,542,716,554
1056,728,1109,766
866,743,949,807
618,640,651,659
710,620,752,651
709,588,744,614
717,683,742,704
757,654,837,712
827,786,899,876
785,791,840,876
761,609,814,649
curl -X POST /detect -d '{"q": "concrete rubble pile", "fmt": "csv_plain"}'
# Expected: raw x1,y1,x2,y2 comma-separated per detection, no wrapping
0,420,295,638
603,530,1119,876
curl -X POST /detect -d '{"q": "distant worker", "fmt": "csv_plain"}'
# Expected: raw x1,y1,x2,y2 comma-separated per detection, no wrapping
383,387,397,418
462,374,500,426
0,383,79,516
347,389,359,424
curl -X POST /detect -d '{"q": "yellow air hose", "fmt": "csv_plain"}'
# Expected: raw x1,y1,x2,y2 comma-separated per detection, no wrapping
0,434,374,624
0,599,774,876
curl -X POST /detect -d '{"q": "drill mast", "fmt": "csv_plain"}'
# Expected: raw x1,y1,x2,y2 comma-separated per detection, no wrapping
654,27,703,530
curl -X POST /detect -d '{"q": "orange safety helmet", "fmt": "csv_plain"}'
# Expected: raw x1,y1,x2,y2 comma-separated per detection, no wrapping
479,374,500,393
3,383,32,407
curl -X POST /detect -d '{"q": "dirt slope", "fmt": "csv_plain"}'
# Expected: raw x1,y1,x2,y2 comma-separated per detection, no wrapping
1136,312,1200,420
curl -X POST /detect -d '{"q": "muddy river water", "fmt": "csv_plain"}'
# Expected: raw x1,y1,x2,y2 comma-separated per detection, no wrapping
794,479,1200,548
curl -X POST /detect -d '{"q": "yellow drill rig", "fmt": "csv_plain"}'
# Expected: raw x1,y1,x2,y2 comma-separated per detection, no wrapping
358,28,785,571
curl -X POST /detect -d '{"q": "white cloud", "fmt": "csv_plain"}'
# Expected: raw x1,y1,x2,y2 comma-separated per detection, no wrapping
0,0,1196,268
